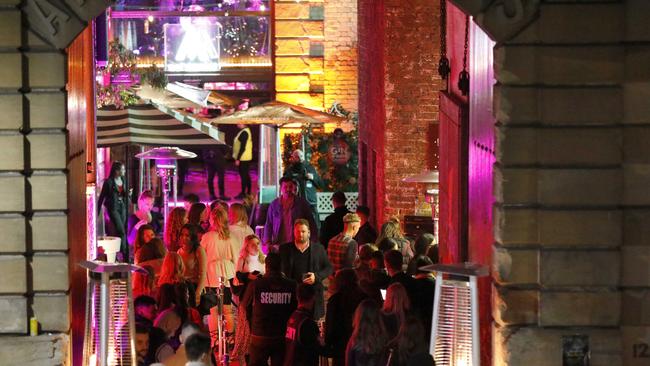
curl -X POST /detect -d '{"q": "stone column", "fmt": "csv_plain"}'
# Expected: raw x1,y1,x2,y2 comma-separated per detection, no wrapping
492,2,627,365
0,2,70,364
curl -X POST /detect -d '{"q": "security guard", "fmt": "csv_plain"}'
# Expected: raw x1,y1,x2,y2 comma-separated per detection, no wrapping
283,283,325,366
233,123,253,199
240,252,297,366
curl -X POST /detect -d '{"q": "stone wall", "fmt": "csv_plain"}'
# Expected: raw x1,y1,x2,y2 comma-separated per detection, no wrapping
0,1,70,364
358,0,442,223
491,1,650,365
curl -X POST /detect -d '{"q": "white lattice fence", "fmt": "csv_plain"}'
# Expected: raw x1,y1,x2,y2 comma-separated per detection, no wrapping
317,192,358,221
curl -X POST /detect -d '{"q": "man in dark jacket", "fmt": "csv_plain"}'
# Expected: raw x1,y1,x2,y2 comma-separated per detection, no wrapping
384,249,418,304
354,205,377,246
283,149,323,226
241,252,297,366
279,219,333,320
319,191,349,249
283,283,326,366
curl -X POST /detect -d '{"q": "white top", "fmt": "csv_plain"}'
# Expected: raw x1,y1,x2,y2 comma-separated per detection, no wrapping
237,253,265,274
200,231,238,287
228,223,254,258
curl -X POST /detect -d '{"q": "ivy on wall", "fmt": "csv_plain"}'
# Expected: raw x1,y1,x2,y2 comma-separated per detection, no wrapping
282,103,359,192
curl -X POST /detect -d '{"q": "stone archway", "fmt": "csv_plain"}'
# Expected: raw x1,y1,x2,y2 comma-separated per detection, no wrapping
23,0,112,49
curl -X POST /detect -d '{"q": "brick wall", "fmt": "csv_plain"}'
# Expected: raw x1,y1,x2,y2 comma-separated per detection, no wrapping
357,0,384,223
324,0,358,111
358,0,442,224
275,0,358,114
0,3,69,364
491,1,650,365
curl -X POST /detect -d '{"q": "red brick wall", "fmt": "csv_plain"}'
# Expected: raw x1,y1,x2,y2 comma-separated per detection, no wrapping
358,0,385,226
359,0,442,225
324,0,358,111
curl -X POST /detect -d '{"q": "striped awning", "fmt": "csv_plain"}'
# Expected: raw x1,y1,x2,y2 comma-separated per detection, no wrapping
96,103,226,147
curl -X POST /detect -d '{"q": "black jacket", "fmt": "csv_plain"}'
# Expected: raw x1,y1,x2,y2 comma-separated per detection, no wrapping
283,307,325,366
354,222,377,246
320,206,350,249
325,287,368,366
241,271,297,338
279,242,333,319
283,162,323,206
98,177,128,214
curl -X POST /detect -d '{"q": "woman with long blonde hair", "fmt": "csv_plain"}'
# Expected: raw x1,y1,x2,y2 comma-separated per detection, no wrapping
375,218,414,264
164,207,187,252
228,203,254,256
199,206,238,324
381,282,411,341
346,299,389,366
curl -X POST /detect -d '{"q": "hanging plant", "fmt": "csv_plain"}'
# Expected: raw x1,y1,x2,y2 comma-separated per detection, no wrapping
138,65,168,90
107,40,137,75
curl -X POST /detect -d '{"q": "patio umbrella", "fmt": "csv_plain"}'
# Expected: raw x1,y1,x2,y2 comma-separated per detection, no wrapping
209,100,347,127
164,82,241,108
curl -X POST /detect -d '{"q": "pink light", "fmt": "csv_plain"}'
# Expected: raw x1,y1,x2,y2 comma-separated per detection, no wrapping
86,184,97,260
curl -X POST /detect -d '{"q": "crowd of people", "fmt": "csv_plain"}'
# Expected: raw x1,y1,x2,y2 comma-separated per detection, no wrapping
100,156,438,366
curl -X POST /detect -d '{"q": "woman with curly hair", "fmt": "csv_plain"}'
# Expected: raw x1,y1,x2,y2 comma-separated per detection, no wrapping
177,223,206,306
164,207,187,252
199,206,238,322
133,224,157,263
346,299,389,366
375,218,414,265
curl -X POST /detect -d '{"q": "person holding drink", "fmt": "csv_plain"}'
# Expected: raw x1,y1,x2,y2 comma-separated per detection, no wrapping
279,219,332,320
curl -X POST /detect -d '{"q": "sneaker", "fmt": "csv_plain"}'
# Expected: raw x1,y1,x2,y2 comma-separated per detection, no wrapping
219,196,231,201
209,195,218,201
234,192,246,199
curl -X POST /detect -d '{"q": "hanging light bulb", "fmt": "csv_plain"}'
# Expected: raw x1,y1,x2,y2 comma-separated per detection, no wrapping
147,15,154,22
260,4,266,11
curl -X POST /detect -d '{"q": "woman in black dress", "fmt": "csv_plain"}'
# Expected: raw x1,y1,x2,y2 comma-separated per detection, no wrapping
98,161,129,261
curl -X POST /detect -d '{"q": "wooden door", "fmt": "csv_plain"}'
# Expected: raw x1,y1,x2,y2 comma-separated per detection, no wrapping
438,91,468,264
468,20,496,366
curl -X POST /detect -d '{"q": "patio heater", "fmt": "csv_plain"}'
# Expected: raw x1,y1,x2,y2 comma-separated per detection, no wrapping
422,262,488,366
136,147,197,221
80,260,145,366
